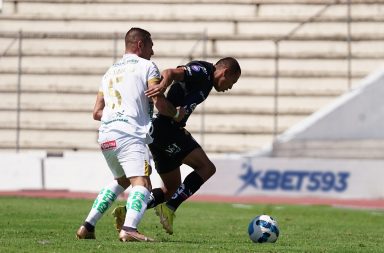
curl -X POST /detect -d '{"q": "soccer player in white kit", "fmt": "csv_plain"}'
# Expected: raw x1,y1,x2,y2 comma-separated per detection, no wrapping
76,28,182,242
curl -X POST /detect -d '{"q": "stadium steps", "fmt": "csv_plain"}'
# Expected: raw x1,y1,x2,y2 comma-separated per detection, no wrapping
2,32,384,54
1,55,378,80
0,86,343,153
2,32,384,57
0,111,278,152
0,91,335,115
0,73,361,96
0,110,305,133
2,14,384,23
0,129,272,153
2,17,384,37
0,129,98,151
1,0,384,153
2,0,384,36
3,0,384,18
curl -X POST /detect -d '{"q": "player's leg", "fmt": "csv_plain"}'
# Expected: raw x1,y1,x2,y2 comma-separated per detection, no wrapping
112,148,155,233
77,177,129,239
166,147,215,211
154,148,212,235
146,139,182,209
76,144,129,239
114,151,182,235
147,168,182,209
119,175,153,242
118,142,154,242
153,129,210,234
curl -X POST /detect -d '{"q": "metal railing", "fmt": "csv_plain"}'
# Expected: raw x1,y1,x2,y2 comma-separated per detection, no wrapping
272,0,352,138
0,30,208,151
1,31,23,152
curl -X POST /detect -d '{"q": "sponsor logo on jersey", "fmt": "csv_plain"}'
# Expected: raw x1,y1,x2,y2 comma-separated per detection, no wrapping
189,103,197,112
165,143,181,155
185,66,192,76
191,65,200,72
101,140,117,150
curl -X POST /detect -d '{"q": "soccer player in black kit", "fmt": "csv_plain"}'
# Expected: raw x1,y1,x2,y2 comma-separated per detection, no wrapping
113,57,241,236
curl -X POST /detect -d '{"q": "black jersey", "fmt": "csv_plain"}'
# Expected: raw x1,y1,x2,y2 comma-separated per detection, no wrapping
150,60,214,171
157,60,215,127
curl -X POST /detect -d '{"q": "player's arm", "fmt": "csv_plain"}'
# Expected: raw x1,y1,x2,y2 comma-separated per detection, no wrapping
93,91,105,121
145,67,185,97
148,78,185,122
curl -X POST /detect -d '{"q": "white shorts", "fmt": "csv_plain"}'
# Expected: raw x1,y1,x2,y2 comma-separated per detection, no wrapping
98,134,151,179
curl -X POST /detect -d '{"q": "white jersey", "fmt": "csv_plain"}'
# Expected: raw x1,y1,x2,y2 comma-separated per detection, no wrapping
98,53,161,143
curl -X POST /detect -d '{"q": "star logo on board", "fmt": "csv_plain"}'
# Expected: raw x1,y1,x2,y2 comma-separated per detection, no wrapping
236,158,260,194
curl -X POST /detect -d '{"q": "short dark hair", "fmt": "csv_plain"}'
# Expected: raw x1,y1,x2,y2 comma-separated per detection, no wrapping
215,57,241,76
125,27,152,49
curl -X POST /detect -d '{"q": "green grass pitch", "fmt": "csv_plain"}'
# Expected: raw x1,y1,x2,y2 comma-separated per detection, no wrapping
0,196,383,253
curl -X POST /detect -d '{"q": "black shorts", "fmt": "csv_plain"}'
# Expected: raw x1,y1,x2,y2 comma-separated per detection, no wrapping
149,117,200,174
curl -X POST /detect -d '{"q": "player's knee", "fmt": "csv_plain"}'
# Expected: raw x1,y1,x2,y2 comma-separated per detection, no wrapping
116,177,130,189
206,162,216,178
192,160,216,181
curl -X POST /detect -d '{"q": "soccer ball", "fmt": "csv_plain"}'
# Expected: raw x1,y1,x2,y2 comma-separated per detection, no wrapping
248,214,280,243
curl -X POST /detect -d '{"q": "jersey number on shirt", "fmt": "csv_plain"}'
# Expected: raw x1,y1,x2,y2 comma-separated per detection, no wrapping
108,75,123,109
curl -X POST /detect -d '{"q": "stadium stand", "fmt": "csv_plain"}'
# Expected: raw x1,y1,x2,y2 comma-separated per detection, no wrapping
1,0,384,153
263,67,384,159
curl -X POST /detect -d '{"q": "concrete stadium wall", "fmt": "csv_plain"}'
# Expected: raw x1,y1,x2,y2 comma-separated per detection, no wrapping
262,67,384,159
277,67,384,141
1,151,384,200
2,1,384,153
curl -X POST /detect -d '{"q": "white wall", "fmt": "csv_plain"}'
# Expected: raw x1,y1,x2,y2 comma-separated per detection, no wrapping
1,151,384,200
0,152,44,190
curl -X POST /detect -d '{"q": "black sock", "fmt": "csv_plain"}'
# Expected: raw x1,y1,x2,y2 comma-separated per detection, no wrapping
147,188,165,209
167,171,204,211
83,221,95,232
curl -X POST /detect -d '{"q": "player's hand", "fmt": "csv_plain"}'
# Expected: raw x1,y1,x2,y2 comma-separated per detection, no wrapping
173,107,186,122
145,83,167,98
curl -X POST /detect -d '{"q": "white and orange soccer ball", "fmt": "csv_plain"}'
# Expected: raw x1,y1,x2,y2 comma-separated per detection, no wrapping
248,214,280,243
